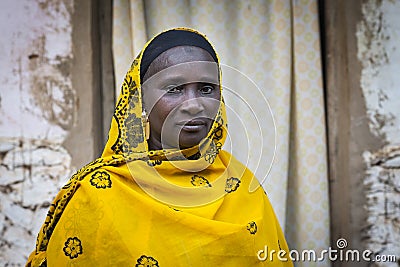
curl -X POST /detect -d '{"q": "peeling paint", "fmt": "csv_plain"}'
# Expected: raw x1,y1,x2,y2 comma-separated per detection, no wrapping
363,146,400,265
357,0,400,144
30,60,76,130
357,0,400,265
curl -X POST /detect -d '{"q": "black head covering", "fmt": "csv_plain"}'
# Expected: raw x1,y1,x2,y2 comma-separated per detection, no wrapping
140,29,218,82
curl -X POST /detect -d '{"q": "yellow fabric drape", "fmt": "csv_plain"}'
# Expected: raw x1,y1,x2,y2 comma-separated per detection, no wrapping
113,1,330,266
27,27,292,266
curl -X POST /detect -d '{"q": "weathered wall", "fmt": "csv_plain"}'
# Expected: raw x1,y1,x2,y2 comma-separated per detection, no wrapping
357,0,400,264
0,1,99,265
325,0,399,266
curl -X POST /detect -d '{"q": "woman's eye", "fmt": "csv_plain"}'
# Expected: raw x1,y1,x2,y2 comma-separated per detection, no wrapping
165,85,182,94
200,85,215,94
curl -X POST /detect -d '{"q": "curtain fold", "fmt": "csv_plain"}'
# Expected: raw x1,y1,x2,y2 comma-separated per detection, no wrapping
285,1,330,266
112,0,330,265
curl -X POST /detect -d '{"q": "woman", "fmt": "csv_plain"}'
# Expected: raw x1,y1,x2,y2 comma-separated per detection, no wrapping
27,28,292,266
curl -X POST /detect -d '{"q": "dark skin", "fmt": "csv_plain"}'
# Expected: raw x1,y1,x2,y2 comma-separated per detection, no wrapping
141,46,220,150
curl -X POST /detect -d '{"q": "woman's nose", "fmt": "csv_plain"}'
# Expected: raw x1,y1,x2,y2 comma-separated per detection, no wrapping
180,85,203,115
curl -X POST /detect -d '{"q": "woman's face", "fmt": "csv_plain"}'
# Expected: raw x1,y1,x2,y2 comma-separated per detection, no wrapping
141,46,220,150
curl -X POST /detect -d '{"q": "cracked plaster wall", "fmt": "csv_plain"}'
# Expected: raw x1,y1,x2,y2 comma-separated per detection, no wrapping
0,1,97,266
357,0,400,265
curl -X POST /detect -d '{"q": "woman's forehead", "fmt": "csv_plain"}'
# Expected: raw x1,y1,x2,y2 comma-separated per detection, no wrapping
160,46,215,65
142,61,219,88
143,46,217,82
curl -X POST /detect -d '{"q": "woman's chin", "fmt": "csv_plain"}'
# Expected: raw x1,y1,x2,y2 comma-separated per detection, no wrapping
178,133,208,149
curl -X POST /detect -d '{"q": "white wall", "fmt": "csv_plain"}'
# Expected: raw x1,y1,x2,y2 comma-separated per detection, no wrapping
0,1,75,265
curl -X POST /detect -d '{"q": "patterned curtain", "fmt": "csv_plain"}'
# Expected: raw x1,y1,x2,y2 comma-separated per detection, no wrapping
112,1,330,265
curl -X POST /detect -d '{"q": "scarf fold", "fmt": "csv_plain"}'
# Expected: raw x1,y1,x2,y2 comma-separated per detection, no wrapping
27,27,292,267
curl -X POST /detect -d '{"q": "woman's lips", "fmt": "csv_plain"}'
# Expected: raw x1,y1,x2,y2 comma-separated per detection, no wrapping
177,119,207,132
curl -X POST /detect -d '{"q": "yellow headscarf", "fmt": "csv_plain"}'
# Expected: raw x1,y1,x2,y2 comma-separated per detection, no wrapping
27,28,292,267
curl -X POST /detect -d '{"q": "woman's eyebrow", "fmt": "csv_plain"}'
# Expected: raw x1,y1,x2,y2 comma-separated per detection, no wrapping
200,76,219,85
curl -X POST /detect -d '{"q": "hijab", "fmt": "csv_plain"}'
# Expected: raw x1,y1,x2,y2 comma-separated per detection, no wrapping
27,28,292,267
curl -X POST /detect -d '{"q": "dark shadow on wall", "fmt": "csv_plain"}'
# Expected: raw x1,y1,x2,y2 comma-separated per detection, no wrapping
92,0,115,156
93,0,116,152
64,0,115,166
